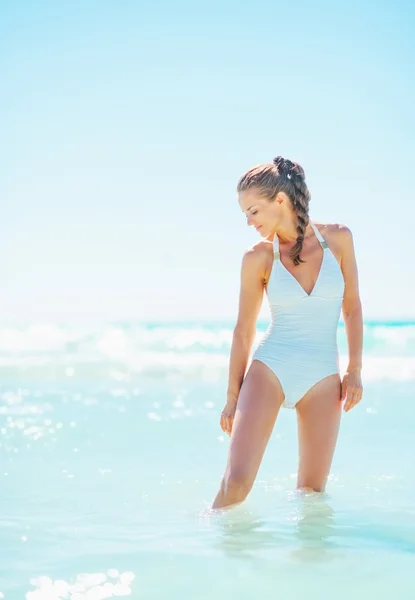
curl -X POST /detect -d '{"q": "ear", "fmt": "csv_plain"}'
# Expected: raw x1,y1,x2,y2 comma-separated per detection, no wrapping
275,191,285,204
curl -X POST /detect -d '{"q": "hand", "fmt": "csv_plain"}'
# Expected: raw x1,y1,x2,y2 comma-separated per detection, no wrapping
220,397,238,436
341,370,363,412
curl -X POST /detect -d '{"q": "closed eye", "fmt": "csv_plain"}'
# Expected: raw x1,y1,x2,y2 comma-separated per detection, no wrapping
251,211,258,215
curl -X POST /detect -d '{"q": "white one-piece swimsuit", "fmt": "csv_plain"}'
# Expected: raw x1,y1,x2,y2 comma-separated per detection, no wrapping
252,223,345,409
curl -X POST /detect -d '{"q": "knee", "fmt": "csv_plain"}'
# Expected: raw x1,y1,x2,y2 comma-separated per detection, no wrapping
221,471,253,503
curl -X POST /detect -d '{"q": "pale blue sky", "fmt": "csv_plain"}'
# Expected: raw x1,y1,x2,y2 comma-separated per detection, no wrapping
1,0,414,324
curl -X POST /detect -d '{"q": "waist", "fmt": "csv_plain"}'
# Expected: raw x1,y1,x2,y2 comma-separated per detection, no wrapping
259,321,339,350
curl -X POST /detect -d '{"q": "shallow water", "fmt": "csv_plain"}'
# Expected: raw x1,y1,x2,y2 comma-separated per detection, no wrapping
1,321,415,599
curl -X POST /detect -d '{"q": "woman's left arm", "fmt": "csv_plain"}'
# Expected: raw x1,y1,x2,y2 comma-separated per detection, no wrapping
338,226,363,412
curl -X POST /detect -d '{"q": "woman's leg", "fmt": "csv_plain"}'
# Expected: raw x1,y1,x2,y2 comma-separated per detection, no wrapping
295,374,342,492
212,360,285,510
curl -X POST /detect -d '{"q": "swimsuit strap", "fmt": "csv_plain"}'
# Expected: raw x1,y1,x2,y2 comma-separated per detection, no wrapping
310,223,329,249
273,231,280,261
273,223,328,261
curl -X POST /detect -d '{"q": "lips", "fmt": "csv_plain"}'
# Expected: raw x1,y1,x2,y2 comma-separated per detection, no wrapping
256,226,262,231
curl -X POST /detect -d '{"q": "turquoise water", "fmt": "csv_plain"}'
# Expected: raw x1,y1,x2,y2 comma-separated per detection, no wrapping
1,321,415,599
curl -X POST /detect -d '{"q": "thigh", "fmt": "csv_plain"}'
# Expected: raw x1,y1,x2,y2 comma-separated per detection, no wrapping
295,374,342,492
224,359,285,484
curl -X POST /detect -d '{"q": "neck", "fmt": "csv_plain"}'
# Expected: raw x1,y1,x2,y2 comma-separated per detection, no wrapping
274,217,310,244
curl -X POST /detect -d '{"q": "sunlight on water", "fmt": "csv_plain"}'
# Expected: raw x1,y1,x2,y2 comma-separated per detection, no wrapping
25,570,135,599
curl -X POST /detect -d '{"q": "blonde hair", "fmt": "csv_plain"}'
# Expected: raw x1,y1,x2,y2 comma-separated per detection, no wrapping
237,156,311,266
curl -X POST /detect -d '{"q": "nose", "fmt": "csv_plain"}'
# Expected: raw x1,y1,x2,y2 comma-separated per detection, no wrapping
246,214,254,227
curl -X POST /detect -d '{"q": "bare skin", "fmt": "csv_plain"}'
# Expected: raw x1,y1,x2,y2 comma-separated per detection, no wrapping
212,188,363,510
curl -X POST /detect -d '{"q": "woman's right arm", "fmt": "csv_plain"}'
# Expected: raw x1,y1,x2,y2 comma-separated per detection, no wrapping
226,246,266,403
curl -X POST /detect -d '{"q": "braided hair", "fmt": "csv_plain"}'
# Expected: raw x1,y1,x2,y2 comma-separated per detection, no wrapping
237,155,311,265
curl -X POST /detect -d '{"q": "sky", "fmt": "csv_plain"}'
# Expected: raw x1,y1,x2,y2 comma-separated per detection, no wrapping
1,0,414,324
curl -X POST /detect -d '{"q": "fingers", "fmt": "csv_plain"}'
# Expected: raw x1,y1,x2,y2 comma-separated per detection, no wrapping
220,413,233,436
220,413,227,434
343,386,363,412
220,414,225,433
340,374,348,401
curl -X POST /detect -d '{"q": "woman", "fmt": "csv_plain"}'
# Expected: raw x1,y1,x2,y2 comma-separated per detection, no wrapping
212,156,363,510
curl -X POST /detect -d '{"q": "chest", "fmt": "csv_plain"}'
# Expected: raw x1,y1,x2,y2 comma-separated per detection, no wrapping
279,242,326,295
266,244,344,303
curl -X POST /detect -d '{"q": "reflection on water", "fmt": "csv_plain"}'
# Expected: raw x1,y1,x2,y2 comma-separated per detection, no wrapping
214,511,280,560
210,490,341,563
289,491,340,563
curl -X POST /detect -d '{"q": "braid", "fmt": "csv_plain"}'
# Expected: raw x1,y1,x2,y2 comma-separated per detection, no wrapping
237,155,312,266
272,156,310,265
288,168,310,266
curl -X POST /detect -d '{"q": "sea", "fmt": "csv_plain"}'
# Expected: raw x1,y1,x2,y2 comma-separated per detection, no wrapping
0,319,414,599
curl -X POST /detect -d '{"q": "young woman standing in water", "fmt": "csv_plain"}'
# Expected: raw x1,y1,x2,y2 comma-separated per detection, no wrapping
212,156,363,510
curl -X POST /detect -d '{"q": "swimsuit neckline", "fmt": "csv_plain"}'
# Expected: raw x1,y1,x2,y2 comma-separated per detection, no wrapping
273,223,328,298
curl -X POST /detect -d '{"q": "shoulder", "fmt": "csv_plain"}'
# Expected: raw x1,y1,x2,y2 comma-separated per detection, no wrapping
243,239,273,261
313,222,354,258
241,239,273,277
313,222,353,240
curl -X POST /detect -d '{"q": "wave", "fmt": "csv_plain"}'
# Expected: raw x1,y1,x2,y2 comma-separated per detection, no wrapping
0,322,414,383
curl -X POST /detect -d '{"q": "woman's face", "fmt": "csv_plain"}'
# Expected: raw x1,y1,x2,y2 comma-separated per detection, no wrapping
238,188,284,238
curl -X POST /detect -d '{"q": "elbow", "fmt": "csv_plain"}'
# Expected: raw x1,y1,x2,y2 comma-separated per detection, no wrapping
233,324,257,345
342,298,362,320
